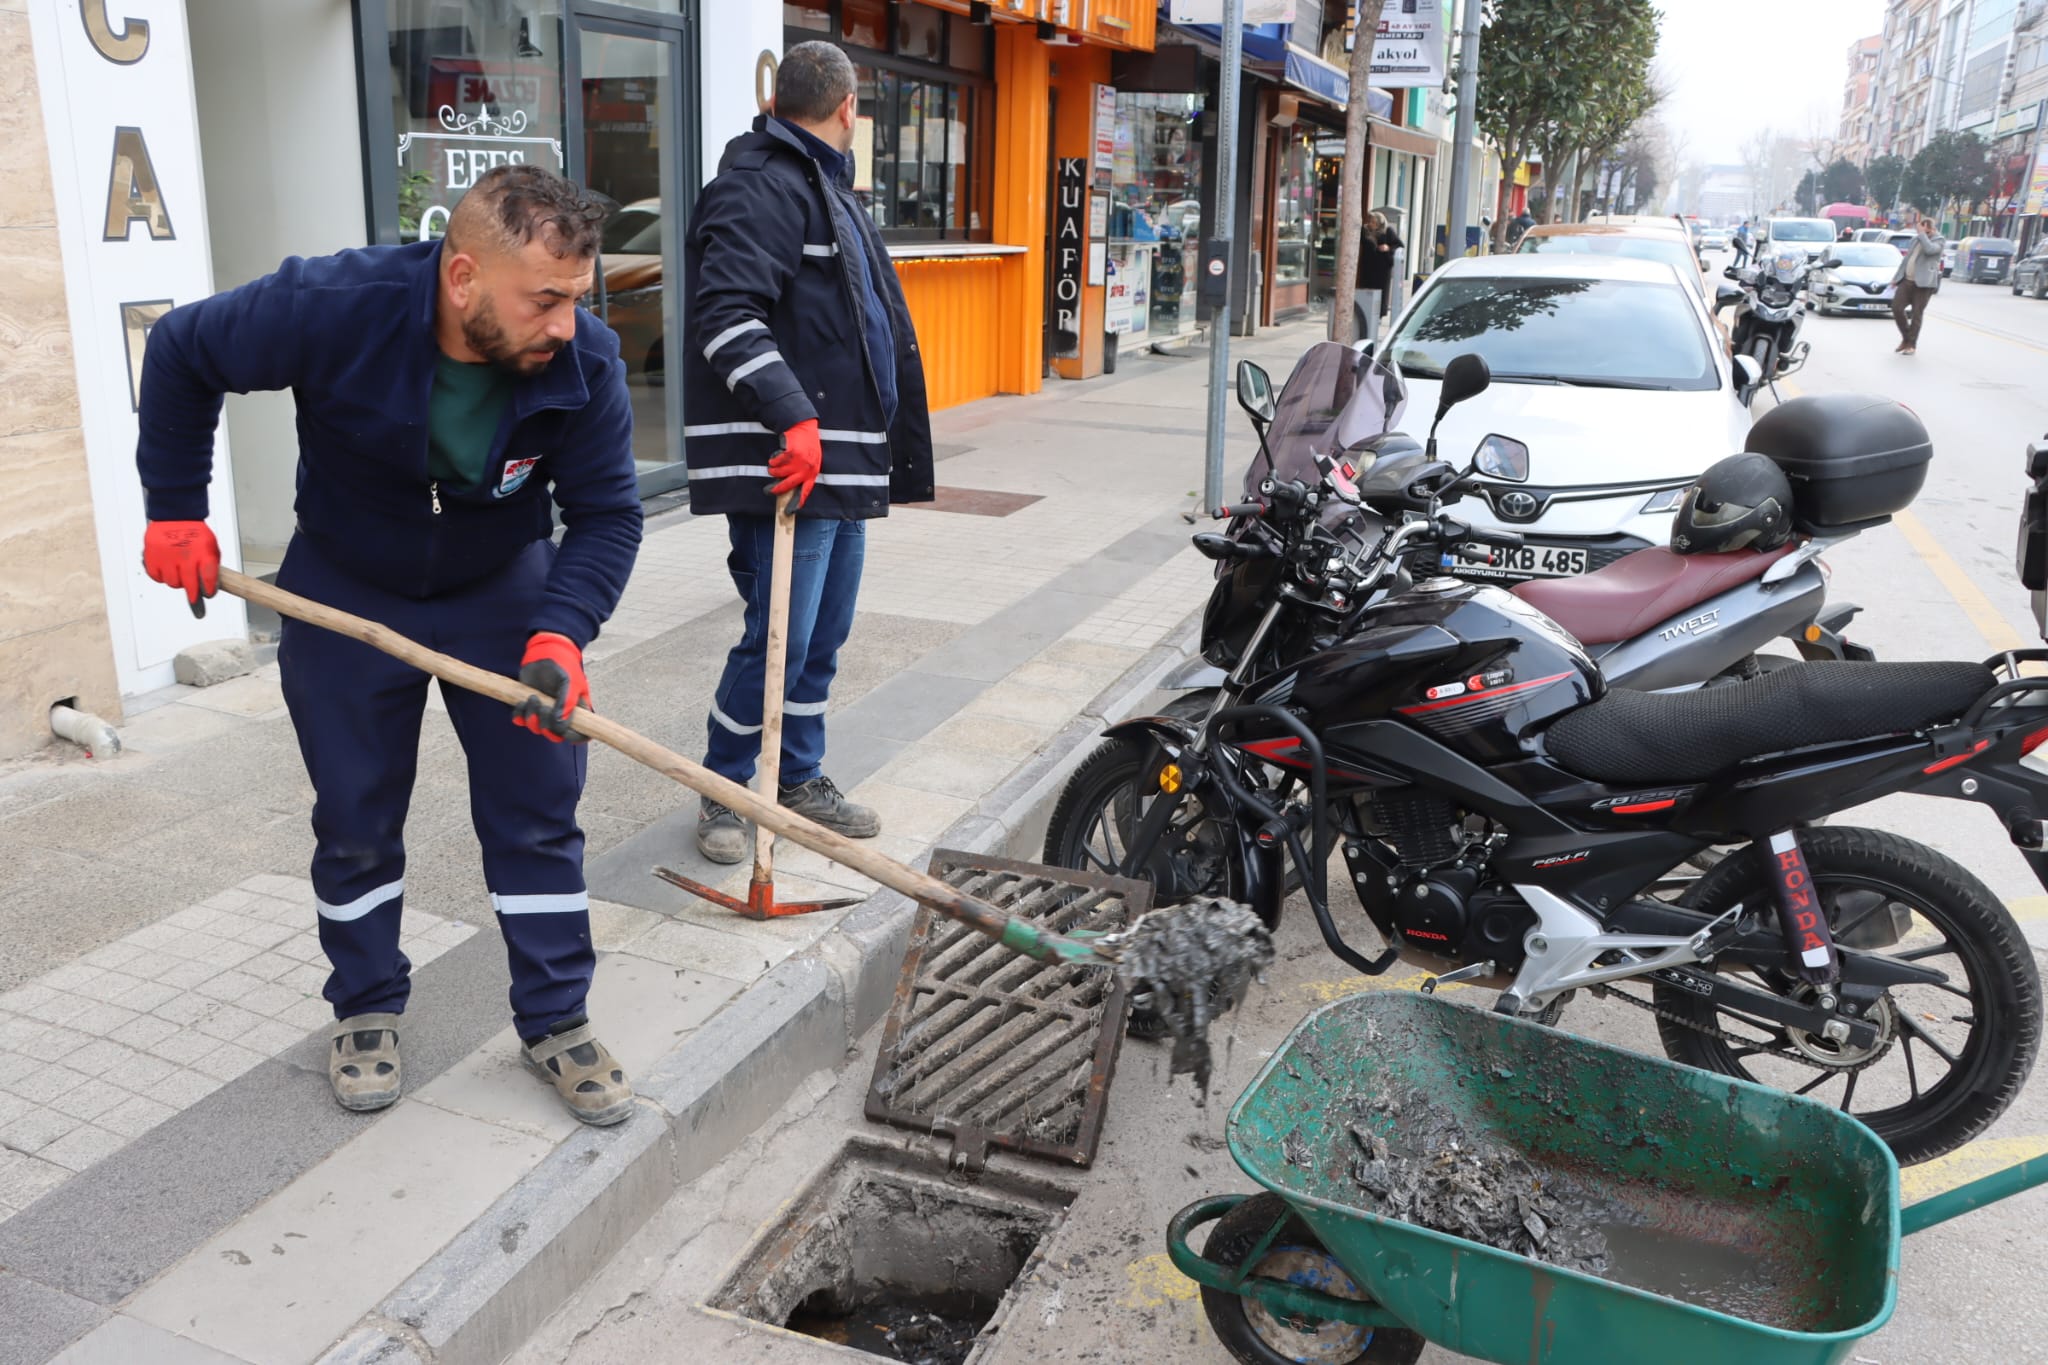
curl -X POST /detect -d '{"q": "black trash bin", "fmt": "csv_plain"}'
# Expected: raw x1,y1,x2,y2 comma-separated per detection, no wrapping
1102,329,1120,374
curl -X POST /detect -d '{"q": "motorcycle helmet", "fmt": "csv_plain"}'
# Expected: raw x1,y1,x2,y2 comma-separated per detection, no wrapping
1669,453,1795,554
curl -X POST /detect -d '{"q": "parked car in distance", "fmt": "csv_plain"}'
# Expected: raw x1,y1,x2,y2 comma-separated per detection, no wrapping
1941,241,1956,276
1758,216,1839,261
2013,244,2048,300
1853,227,1896,244
1956,236,2018,284
1376,254,1754,583
1699,227,1731,252
1809,242,1904,316
1516,221,1710,301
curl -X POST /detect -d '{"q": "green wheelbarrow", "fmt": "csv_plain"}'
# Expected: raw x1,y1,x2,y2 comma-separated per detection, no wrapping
1167,991,2047,1365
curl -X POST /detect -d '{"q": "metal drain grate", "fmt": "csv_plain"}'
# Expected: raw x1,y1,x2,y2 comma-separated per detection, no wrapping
864,850,1151,1171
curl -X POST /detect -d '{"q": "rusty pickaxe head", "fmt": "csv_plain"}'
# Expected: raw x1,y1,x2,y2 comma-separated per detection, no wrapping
653,866,861,920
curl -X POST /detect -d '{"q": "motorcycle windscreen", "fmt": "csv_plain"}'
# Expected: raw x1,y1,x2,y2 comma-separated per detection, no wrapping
1244,341,1409,497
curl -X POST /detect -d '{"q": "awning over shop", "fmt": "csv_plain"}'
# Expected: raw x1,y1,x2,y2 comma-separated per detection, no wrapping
1369,117,1440,159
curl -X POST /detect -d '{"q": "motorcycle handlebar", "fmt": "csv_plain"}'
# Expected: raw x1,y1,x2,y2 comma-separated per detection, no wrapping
1213,501,1266,521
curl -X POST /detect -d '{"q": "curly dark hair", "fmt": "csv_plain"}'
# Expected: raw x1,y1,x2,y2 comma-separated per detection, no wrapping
446,163,607,260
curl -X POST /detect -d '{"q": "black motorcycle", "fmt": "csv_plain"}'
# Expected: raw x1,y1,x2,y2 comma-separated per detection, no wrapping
1050,360,2042,1164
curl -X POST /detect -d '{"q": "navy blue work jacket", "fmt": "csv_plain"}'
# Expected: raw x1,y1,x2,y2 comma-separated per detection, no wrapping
136,240,641,648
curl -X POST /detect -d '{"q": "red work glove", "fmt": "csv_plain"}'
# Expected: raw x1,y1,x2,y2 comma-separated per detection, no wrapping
767,419,822,507
142,520,221,619
513,632,592,743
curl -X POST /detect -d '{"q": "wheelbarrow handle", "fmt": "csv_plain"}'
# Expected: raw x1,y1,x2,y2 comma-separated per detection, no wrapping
215,567,1106,970
1900,1153,2048,1237
1166,1195,1403,1330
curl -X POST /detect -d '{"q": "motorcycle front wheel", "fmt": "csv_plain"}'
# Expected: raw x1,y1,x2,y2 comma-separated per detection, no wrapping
1651,826,2042,1165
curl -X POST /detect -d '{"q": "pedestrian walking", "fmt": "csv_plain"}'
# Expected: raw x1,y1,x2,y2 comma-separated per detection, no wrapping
137,165,644,1124
1891,219,1944,356
1354,211,1402,338
684,41,934,865
1731,221,1753,268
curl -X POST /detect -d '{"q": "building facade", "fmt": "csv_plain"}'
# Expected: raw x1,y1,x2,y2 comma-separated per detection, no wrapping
0,0,1166,761
1838,34,1884,171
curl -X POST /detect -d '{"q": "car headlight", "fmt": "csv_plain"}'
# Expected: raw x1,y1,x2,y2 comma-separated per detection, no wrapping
1473,434,1530,482
1640,486,1688,514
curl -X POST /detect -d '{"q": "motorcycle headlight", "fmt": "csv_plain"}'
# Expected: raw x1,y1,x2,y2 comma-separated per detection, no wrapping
1640,486,1688,514
1473,434,1530,482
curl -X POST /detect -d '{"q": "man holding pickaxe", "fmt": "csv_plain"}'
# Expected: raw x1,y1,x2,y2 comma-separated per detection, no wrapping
683,40,935,866
136,165,644,1125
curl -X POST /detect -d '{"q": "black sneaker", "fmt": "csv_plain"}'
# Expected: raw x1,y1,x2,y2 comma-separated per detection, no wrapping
778,776,880,838
696,798,748,864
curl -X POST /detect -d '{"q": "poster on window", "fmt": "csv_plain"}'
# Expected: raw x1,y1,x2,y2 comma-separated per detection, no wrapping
1093,84,1118,181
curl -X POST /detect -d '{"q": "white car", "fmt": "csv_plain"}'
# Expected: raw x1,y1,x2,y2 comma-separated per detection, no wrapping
1810,241,1904,316
1758,216,1840,263
1375,254,1756,583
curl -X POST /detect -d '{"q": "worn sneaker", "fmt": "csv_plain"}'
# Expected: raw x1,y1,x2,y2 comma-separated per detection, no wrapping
696,797,748,864
329,1013,402,1112
779,775,881,838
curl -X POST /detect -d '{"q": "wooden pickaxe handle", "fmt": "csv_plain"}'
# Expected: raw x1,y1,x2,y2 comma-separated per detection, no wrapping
216,567,1104,967
754,489,798,886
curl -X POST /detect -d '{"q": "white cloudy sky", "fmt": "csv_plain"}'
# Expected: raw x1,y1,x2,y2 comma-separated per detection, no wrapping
1654,0,1889,165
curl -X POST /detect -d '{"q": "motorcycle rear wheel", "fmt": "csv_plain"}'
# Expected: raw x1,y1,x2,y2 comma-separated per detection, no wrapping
1652,826,2041,1165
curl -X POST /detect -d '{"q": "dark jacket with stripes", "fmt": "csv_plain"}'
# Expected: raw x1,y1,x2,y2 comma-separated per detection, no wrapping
682,116,934,519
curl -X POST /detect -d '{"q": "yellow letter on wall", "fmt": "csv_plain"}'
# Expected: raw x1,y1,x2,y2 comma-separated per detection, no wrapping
81,0,150,64
103,126,175,241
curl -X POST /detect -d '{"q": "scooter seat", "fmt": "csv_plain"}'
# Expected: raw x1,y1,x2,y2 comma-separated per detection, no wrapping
1511,544,1797,646
1545,660,1995,784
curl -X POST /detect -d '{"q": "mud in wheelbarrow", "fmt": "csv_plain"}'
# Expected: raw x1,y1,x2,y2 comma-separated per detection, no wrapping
1168,991,2046,1365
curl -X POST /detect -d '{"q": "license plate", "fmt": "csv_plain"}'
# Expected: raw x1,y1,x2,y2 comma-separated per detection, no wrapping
1495,544,1588,578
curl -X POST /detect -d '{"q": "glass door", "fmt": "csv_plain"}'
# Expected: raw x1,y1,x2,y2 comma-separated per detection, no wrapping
567,16,688,495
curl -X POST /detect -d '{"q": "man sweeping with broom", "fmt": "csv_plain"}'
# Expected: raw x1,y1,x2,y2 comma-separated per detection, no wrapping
135,165,644,1126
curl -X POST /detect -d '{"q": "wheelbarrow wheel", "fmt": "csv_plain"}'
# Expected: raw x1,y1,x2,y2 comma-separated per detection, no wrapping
1200,1193,1425,1365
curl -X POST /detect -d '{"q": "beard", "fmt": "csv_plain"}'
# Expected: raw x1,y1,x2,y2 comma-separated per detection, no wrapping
462,293,564,376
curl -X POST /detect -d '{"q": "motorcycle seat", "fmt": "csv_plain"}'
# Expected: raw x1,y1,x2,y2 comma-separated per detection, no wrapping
1511,544,1798,646
1545,660,1996,784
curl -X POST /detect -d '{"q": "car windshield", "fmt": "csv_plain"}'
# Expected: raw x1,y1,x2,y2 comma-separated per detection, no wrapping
601,208,662,255
1830,244,1902,267
1245,342,1409,495
1769,220,1835,242
1388,276,1717,392
1520,235,1696,277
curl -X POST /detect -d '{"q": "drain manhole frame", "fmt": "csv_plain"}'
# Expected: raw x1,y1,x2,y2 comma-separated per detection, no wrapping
864,849,1149,1171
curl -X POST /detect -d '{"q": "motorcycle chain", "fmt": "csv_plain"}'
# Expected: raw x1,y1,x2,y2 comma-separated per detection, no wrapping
1589,980,1878,1073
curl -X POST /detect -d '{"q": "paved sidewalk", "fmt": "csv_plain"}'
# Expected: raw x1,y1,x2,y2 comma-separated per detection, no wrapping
0,321,1322,1364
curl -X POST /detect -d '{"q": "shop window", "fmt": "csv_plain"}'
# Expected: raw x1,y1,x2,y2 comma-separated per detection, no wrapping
1107,92,1206,339
385,0,567,243
855,66,978,234
896,2,943,62
785,0,831,33
842,0,888,48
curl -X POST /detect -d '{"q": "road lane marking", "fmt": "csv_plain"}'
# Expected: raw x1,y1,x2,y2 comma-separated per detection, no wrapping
1899,1133,2048,1202
1302,969,1472,1002
2007,895,2048,922
1121,1253,1200,1308
1777,378,2031,654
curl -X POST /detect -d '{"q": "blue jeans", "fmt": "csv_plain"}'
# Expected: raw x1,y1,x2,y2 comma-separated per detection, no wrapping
703,514,866,787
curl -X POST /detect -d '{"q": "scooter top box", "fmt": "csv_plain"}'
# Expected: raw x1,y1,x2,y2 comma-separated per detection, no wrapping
1743,393,1932,534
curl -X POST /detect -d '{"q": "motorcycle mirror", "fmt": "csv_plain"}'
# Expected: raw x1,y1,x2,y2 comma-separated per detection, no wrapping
1733,353,1764,403
1473,434,1530,482
1714,282,1744,313
1437,353,1491,413
1236,360,1277,427
1723,266,1739,280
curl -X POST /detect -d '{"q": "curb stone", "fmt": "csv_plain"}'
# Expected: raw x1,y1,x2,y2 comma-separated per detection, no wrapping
314,616,1199,1365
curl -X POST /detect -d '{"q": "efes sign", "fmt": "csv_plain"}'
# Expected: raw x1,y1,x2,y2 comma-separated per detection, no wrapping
28,0,246,686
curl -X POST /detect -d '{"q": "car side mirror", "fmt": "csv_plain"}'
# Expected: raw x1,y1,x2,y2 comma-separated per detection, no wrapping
1714,282,1744,313
1235,360,1276,427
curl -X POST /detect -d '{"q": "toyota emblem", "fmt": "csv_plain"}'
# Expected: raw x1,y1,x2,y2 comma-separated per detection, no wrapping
1497,490,1542,520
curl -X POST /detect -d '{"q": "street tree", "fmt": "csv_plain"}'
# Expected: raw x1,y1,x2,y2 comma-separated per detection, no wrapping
1329,4,1376,344
1476,0,1659,243
1819,158,1865,208
1902,130,1993,220
1796,169,1820,216
1865,153,1907,215
1738,126,1773,218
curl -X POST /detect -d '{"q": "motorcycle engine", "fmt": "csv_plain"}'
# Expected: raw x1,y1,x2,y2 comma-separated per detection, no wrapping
1346,790,1537,967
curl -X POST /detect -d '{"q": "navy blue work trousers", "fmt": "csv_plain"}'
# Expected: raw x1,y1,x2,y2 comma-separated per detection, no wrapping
703,514,865,786
276,533,592,1040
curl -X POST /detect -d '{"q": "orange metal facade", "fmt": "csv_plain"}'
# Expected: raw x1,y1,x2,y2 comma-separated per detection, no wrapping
884,1,1153,410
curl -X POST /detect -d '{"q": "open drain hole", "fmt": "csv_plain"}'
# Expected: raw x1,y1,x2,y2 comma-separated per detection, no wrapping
709,1140,1074,1364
